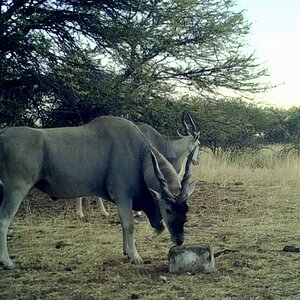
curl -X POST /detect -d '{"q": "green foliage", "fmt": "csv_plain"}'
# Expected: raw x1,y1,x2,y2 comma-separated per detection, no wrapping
0,0,270,128
3,0,299,153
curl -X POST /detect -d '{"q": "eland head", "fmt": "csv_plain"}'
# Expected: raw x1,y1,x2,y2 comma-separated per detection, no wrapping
149,147,197,245
178,111,200,166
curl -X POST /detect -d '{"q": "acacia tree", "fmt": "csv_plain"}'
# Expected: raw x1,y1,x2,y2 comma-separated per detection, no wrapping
0,0,132,125
0,0,270,127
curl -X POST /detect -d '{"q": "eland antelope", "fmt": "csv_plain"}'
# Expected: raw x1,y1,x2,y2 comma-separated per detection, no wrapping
0,116,196,269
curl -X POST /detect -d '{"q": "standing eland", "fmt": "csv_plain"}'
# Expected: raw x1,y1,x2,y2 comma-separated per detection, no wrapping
76,111,200,219
0,116,196,270
136,111,200,174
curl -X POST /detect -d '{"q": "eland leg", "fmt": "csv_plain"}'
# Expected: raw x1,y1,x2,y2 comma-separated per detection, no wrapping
76,197,110,219
93,196,110,219
0,185,30,269
76,197,85,218
117,201,143,264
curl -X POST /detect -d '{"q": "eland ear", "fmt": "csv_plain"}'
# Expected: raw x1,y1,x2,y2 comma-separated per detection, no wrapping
149,188,175,208
180,180,197,202
187,180,197,198
148,188,161,202
148,188,169,212
194,131,201,140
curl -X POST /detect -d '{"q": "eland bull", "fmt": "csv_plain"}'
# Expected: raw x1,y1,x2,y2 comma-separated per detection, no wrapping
77,111,200,219
0,116,196,269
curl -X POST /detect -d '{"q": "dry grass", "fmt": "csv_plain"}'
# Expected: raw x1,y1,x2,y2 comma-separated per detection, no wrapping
1,146,300,299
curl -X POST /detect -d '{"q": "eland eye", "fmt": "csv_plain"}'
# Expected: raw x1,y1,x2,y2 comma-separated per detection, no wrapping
166,208,172,215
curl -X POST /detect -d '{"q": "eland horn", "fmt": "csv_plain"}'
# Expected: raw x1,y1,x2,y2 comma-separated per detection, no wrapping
180,146,197,201
186,112,197,133
150,149,173,199
181,111,190,135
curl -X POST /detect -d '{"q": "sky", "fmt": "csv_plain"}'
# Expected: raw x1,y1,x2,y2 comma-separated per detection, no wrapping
237,0,300,108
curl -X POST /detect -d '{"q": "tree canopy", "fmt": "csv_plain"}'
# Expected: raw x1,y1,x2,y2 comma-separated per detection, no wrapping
0,0,270,127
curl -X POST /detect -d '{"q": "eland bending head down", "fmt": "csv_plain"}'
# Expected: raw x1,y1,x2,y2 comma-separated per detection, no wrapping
148,146,197,246
0,116,196,269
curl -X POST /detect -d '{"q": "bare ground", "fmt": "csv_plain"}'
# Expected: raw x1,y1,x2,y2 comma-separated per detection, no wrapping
0,175,299,299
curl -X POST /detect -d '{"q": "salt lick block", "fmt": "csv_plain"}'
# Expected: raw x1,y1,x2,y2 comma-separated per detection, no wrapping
168,244,214,274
